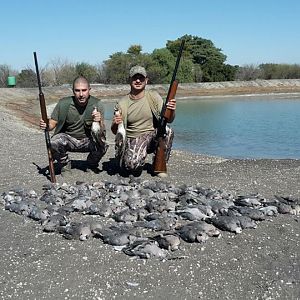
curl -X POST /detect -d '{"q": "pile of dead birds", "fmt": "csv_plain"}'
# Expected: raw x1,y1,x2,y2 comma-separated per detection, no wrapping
1,176,299,259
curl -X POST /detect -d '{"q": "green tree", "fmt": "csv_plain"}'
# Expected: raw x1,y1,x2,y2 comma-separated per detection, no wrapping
127,44,142,56
259,63,300,79
259,64,280,79
17,69,36,87
193,64,203,82
100,35,238,83
222,64,239,81
75,62,98,83
149,48,175,83
104,45,154,83
148,46,194,83
104,52,132,83
167,35,233,82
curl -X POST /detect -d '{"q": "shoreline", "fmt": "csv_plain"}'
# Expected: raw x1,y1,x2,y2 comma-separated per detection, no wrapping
2,78,300,135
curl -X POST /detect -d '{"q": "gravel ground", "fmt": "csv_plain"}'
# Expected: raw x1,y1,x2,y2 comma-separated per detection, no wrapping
0,108,299,300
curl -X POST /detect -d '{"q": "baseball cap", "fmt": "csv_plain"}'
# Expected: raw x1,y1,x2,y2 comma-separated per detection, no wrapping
129,65,147,77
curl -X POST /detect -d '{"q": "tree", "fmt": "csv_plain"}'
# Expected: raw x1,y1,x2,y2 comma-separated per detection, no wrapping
75,62,98,83
49,58,76,85
193,64,203,82
149,48,176,83
174,34,226,65
0,64,10,87
259,63,300,79
235,64,262,81
149,46,194,83
17,69,36,87
94,63,107,83
104,52,132,83
222,64,239,81
127,45,142,56
104,45,155,83
167,35,234,82
0,64,18,87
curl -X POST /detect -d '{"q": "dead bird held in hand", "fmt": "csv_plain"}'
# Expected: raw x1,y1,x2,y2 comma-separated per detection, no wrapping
91,106,101,144
114,108,126,167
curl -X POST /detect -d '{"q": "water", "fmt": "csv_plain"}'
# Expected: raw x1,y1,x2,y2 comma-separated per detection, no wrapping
103,94,300,159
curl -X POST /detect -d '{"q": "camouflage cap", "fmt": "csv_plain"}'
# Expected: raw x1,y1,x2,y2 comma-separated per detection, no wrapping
129,65,147,78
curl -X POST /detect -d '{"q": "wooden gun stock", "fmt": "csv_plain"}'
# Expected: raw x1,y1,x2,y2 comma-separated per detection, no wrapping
153,80,178,174
39,93,48,125
153,136,167,173
163,80,178,122
34,52,56,183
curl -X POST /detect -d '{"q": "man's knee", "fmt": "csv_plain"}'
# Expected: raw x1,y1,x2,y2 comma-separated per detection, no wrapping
122,155,145,171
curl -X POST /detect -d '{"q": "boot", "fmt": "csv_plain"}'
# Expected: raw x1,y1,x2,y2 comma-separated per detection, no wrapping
60,161,72,175
86,162,101,174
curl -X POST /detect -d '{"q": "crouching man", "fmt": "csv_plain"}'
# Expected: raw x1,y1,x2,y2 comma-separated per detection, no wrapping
111,66,176,177
40,76,108,174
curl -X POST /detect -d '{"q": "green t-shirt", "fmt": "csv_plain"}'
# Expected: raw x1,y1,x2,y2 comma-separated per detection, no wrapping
51,96,105,139
51,101,85,139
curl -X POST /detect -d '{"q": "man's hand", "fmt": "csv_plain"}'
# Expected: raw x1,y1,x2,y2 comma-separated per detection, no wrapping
40,118,47,130
111,110,123,135
92,110,102,122
39,118,56,131
164,98,176,123
166,98,176,111
112,113,123,125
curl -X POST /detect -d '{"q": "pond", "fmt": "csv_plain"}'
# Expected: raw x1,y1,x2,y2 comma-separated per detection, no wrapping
103,94,300,159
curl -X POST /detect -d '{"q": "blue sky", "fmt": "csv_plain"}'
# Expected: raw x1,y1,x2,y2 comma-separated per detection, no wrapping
1,0,300,71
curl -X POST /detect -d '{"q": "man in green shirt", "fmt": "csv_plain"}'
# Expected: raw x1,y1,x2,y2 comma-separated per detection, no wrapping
111,66,176,177
40,76,108,174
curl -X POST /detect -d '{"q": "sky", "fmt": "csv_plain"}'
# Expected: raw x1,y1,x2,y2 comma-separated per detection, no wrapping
1,0,300,71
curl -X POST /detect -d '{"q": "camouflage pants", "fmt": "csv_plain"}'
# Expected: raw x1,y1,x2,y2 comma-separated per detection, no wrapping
51,133,107,166
119,126,174,171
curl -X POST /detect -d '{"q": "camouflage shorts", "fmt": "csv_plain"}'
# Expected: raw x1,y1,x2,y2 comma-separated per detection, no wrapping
117,127,174,171
51,133,108,166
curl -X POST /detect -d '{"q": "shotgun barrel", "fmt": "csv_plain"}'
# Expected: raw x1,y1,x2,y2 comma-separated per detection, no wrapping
33,52,56,183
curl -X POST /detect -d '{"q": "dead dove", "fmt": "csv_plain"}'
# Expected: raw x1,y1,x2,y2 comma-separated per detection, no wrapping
234,195,262,208
91,106,102,144
177,223,210,243
114,108,126,167
209,216,243,234
152,233,181,251
122,240,167,259
58,221,92,241
94,224,140,246
176,206,209,221
42,214,69,232
177,221,220,243
228,206,266,221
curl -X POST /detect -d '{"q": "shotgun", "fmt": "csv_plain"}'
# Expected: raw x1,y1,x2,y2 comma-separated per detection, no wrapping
153,39,185,174
33,52,56,183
